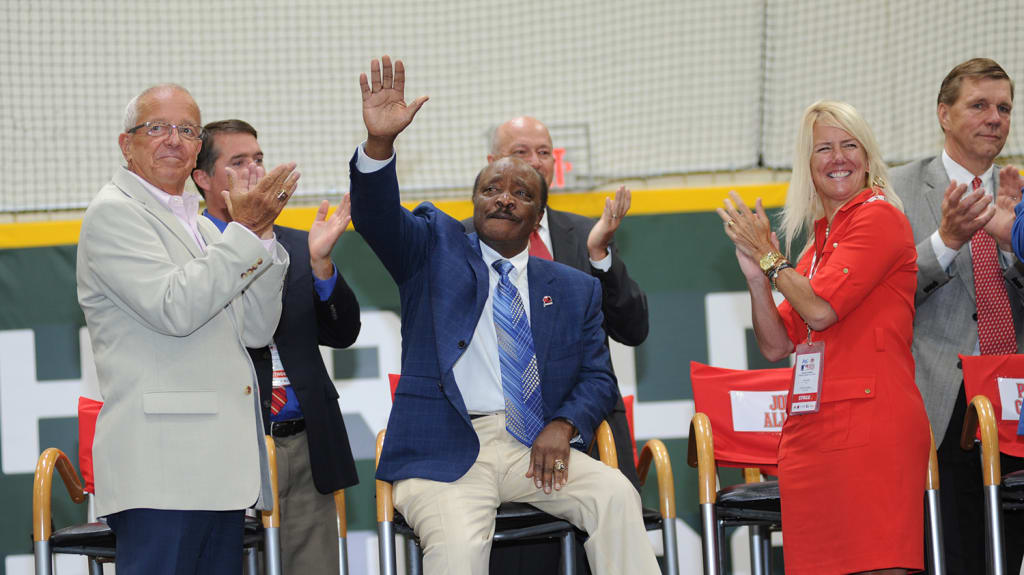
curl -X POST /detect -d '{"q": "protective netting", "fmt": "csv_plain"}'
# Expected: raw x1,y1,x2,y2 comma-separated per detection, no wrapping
1,0,1021,213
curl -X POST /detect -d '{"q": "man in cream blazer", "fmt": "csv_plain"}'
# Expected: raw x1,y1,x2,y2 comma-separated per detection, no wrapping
76,84,295,574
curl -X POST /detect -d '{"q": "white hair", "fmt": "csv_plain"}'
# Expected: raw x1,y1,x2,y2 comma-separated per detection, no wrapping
122,83,196,132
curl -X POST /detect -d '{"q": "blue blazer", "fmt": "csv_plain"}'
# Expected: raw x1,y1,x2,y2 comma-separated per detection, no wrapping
350,153,618,483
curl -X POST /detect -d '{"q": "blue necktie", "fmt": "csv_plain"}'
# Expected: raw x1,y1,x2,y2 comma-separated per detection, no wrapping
492,259,545,446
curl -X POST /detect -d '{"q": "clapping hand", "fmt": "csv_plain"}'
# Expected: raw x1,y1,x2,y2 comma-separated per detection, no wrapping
984,165,1023,251
223,162,300,239
309,194,351,280
586,185,631,261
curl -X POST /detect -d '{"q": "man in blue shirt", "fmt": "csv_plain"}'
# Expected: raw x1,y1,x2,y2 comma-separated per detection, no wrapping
192,120,362,575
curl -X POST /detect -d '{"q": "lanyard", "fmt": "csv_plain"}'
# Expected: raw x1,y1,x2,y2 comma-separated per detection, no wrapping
804,224,831,344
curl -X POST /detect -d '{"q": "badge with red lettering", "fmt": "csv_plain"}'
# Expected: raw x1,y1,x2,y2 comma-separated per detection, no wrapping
790,341,824,415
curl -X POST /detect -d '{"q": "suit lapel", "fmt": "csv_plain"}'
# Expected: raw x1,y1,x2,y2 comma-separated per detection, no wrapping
546,209,579,266
527,260,556,371
922,157,950,233
112,168,204,259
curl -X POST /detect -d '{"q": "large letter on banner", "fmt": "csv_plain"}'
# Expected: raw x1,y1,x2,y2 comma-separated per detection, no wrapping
690,361,792,475
961,353,1024,457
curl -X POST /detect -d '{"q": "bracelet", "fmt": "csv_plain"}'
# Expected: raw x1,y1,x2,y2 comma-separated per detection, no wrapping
769,261,794,290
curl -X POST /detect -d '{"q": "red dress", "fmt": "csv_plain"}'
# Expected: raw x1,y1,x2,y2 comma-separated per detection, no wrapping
776,188,931,574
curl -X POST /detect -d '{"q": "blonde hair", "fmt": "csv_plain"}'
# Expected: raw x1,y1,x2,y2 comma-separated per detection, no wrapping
779,100,901,257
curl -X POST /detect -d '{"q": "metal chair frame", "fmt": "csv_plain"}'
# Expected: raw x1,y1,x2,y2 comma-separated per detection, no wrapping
33,436,285,575
960,394,1010,575
689,412,945,575
375,422,679,574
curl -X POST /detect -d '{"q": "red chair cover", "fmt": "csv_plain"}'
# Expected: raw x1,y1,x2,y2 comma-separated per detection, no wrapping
960,353,1024,457
622,394,639,467
690,361,791,475
77,396,103,494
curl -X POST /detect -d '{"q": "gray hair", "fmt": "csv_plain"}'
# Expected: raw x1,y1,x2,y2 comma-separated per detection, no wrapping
122,84,196,132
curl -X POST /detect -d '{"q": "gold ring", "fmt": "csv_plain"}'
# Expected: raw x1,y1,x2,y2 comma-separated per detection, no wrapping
727,220,734,226
553,459,567,472
276,190,288,201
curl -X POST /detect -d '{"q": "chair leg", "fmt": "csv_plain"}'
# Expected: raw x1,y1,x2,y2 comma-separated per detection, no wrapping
262,526,282,575
88,557,103,575
242,545,258,575
33,540,52,575
405,534,423,575
377,521,397,575
560,529,576,575
924,488,945,575
984,484,1006,575
699,502,720,575
338,534,348,575
748,525,770,575
662,518,679,575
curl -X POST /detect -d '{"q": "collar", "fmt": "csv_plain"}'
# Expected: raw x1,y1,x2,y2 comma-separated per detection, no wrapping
479,240,530,279
123,167,202,216
942,149,994,190
538,209,549,233
816,187,885,232
202,209,229,233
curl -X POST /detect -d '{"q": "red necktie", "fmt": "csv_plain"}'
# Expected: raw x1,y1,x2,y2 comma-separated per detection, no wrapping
970,176,1017,355
529,230,552,260
270,387,288,416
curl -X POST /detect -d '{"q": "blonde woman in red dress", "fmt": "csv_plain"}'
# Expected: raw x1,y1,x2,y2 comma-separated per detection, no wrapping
718,100,931,574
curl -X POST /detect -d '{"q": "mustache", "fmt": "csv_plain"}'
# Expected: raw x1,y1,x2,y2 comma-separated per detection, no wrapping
486,207,521,222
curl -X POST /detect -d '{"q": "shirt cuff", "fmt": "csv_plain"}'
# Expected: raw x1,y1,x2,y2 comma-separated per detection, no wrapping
589,248,612,272
313,264,338,301
930,230,958,271
355,142,394,174
226,222,281,260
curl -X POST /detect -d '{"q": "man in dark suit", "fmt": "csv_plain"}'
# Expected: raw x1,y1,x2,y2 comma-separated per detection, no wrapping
891,58,1024,574
192,120,362,575
477,116,649,488
350,56,659,575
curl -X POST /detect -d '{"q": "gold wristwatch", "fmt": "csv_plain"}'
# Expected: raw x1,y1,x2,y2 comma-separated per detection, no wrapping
758,251,786,277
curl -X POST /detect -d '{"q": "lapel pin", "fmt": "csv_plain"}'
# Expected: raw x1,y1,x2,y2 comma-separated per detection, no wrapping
542,295,553,307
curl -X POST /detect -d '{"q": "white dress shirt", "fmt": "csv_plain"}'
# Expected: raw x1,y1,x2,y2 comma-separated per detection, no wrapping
125,167,278,255
355,144,537,412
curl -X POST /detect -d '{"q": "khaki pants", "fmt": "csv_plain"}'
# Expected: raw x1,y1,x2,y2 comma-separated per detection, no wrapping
392,413,660,575
275,429,340,575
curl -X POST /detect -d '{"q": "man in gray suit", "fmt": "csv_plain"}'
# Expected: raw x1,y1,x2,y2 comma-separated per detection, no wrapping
890,58,1023,574
77,84,296,574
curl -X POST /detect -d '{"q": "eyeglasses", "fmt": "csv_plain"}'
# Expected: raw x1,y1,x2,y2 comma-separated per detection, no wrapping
126,121,205,141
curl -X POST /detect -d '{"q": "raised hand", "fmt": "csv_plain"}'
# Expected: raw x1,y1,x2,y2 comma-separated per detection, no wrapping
309,194,351,280
717,191,776,263
222,162,300,239
360,55,429,159
938,179,994,251
586,185,631,261
985,166,1024,250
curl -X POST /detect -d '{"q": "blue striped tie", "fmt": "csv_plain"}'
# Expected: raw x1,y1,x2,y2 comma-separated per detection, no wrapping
492,259,545,446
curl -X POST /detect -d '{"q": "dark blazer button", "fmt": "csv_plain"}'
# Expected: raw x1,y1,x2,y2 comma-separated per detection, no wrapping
972,312,978,321
957,359,963,369
437,382,444,390
457,340,467,349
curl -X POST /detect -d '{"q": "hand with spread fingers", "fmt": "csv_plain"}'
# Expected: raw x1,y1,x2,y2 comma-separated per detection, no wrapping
986,165,1024,250
938,179,995,251
587,185,631,261
525,420,575,494
360,55,429,160
309,193,351,280
716,191,778,270
222,161,300,239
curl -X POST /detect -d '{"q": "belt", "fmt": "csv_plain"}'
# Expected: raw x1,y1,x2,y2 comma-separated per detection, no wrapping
270,418,306,437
